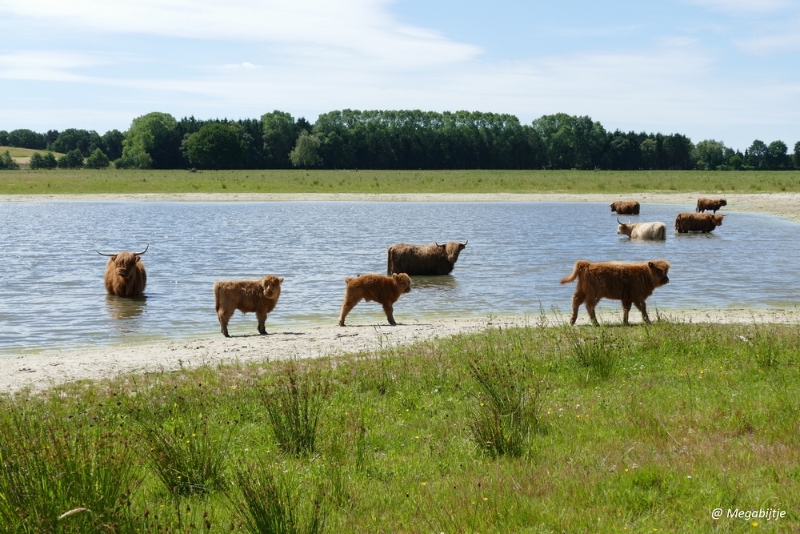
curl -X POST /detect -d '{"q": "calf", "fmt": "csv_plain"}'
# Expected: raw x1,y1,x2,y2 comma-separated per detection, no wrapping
339,273,411,326
675,212,724,233
97,245,148,297
610,201,640,215
560,259,670,325
695,198,727,213
213,275,283,337
616,220,667,240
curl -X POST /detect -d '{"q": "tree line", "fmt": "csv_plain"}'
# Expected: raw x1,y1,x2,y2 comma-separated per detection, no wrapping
2,110,799,171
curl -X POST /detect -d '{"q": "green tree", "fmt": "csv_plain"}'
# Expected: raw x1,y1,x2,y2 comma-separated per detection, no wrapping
118,112,180,169
49,129,101,157
531,113,607,169
0,130,9,145
182,123,247,169
0,150,20,170
84,148,110,169
793,141,800,169
101,129,124,161
640,138,658,169
693,139,726,170
57,149,84,169
765,140,789,170
8,129,45,149
746,140,767,169
261,111,299,168
29,151,58,169
289,130,321,169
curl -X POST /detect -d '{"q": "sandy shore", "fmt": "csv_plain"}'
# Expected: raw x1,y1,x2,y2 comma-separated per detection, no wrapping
2,308,799,395
3,191,800,222
2,192,799,394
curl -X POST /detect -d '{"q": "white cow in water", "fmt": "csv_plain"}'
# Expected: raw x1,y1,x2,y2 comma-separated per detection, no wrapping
616,219,667,241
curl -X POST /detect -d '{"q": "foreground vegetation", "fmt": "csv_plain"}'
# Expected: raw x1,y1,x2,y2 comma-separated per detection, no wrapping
2,319,799,532
1,168,800,195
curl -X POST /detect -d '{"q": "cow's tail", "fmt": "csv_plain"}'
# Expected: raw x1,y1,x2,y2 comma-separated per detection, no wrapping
560,260,589,284
213,282,221,312
386,248,393,276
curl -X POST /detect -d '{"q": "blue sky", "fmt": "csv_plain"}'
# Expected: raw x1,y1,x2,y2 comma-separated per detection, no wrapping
1,0,798,151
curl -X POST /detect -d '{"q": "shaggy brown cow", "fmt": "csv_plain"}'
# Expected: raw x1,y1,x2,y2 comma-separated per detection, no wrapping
560,259,670,326
97,245,148,297
338,273,411,326
695,198,727,213
610,201,640,215
387,241,467,276
213,275,283,337
675,212,724,233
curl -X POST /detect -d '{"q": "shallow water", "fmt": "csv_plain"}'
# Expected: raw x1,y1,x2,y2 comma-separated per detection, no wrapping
1,201,798,352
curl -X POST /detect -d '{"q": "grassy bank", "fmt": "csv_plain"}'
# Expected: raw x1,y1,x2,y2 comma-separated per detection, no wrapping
2,319,798,532
1,168,799,195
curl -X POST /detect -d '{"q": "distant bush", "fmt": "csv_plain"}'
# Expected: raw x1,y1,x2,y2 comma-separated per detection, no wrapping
29,151,58,169
84,148,110,169
57,149,85,169
0,150,19,170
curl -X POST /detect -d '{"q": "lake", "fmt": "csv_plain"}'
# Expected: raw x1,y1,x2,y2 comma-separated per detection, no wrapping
1,201,798,353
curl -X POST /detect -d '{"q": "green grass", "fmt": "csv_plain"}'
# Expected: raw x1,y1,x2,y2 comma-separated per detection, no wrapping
1,168,799,194
2,320,799,532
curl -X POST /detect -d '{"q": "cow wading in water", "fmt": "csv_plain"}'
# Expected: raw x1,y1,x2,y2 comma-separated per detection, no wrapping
610,201,640,215
616,219,667,240
214,275,283,337
97,245,149,297
387,241,467,276
675,212,724,233
339,273,411,326
560,259,671,326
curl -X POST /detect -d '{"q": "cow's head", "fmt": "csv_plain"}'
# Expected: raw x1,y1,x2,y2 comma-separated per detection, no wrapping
97,245,148,279
439,240,467,264
648,260,670,286
720,199,728,207
610,203,616,211
616,219,633,237
393,273,412,293
713,214,724,225
261,276,284,299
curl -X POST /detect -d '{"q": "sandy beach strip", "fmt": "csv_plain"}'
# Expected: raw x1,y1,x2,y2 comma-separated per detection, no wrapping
2,308,799,395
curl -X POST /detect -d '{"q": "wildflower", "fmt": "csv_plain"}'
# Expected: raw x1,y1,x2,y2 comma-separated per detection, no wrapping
421,482,427,486
752,522,758,527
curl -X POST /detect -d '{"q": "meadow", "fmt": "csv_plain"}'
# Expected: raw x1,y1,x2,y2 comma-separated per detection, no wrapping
1,168,800,195
1,318,798,533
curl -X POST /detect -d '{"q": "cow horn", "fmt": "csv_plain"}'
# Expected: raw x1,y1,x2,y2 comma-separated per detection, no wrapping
96,251,116,257
617,218,623,225
461,239,468,246
135,244,149,255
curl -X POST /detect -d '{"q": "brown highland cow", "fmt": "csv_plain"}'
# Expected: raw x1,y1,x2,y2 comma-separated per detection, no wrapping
675,212,724,233
97,245,148,298
213,275,283,337
560,259,671,326
387,241,467,276
610,201,640,215
695,198,727,213
338,273,411,327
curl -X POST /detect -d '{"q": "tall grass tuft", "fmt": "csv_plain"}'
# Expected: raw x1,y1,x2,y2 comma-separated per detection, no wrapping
261,363,329,457
563,325,621,381
0,403,139,533
135,411,231,497
229,466,326,534
467,346,544,458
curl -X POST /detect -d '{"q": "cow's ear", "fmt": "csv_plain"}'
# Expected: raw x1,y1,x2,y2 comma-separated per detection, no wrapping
111,255,118,261
278,277,284,283
648,261,655,269
135,255,141,262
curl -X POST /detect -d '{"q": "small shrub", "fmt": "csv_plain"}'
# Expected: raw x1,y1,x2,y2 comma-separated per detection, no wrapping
563,326,621,381
261,363,329,456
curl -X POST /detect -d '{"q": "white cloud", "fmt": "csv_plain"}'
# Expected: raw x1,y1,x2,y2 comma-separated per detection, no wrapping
0,0,481,69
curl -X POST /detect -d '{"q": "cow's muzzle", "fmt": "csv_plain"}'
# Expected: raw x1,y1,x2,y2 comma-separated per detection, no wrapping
662,276,669,284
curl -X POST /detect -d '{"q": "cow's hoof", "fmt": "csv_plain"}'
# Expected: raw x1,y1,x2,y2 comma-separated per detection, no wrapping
338,321,345,327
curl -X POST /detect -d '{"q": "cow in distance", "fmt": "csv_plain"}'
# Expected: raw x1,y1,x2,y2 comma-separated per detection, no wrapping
214,275,283,337
339,273,411,327
97,245,148,298
616,219,667,240
560,259,670,326
695,198,727,213
387,241,467,276
675,212,724,233
610,201,640,215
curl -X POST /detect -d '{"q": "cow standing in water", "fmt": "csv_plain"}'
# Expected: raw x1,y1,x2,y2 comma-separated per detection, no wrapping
97,245,148,297
675,213,724,233
560,259,671,326
616,220,667,240
610,201,640,215
387,241,467,276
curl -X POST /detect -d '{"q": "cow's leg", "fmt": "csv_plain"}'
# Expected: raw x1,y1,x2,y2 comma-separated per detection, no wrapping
634,300,651,324
338,294,360,327
585,296,601,326
621,299,632,326
256,310,268,335
382,302,396,326
570,291,585,325
217,308,233,338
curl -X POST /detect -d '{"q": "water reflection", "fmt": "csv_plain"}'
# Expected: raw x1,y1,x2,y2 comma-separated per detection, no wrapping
105,295,147,332
409,275,459,291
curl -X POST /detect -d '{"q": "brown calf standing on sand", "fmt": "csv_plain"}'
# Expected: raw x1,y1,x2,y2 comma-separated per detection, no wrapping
675,212,724,233
97,245,149,297
338,273,411,327
213,275,283,337
560,259,670,326
695,198,727,213
610,201,640,215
